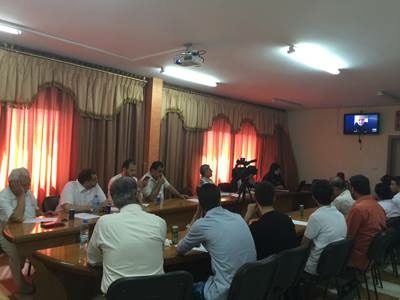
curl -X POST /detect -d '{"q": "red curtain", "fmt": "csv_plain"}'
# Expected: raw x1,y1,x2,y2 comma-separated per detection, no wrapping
0,88,75,203
234,122,258,165
201,117,233,184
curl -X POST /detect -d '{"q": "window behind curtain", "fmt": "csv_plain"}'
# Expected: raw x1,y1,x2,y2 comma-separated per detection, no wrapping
201,119,259,185
233,122,258,165
0,87,75,203
201,118,233,184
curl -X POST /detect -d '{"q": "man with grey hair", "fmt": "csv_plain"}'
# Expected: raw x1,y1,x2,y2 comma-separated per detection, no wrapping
87,177,166,296
330,176,355,216
0,168,40,294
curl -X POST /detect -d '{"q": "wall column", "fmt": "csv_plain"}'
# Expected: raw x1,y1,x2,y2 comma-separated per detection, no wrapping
143,77,163,172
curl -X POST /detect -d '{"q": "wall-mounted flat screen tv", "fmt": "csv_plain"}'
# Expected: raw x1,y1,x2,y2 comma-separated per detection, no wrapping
343,113,380,135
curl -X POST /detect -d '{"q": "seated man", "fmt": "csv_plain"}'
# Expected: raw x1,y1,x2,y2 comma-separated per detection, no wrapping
107,159,138,201
139,161,187,203
244,181,297,260
390,176,400,206
56,168,106,213
199,164,214,186
330,176,355,216
88,177,166,296
347,175,386,271
177,184,256,300
375,182,400,218
0,168,39,294
302,180,347,275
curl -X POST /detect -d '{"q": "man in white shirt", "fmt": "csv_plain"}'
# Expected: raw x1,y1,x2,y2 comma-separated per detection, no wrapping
107,159,138,201
199,164,214,186
330,176,355,216
302,180,347,275
390,176,400,207
88,176,166,296
139,161,188,203
0,168,39,294
56,169,106,213
376,182,400,218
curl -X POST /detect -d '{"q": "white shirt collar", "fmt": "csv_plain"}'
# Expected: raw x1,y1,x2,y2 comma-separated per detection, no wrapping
120,203,143,213
76,180,88,193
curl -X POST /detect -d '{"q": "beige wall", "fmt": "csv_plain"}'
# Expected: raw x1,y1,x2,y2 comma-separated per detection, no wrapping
288,105,400,186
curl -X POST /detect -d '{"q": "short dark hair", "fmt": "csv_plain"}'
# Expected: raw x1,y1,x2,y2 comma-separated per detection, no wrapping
375,182,392,200
312,180,333,205
255,181,275,207
197,184,221,211
78,169,96,185
380,174,392,186
122,159,135,169
199,164,210,176
330,176,347,190
391,176,400,186
150,161,164,171
349,175,371,196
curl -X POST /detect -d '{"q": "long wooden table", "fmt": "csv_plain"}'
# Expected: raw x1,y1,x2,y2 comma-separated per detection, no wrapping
31,207,317,300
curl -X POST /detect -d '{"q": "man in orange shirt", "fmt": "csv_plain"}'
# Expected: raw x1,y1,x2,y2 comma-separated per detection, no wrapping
346,175,386,271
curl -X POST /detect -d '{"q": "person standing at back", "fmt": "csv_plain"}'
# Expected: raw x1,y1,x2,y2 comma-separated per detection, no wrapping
244,181,297,259
346,175,386,271
177,184,256,300
302,180,347,275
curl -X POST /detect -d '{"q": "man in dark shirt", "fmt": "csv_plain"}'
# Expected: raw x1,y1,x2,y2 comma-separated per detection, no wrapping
244,181,298,259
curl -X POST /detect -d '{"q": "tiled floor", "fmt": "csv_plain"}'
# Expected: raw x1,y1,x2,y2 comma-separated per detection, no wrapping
0,253,399,299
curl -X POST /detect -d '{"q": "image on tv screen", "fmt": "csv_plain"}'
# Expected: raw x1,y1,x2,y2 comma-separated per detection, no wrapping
343,113,380,135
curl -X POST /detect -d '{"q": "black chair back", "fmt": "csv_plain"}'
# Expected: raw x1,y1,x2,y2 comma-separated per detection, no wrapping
106,271,193,300
368,228,398,265
317,239,353,280
42,196,60,212
228,255,278,300
218,182,234,193
387,216,400,231
266,246,310,300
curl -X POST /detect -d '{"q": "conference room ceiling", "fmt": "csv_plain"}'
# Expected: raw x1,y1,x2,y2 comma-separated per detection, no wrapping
1,0,400,110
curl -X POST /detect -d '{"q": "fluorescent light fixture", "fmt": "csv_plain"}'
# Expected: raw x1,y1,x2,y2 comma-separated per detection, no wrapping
281,43,346,75
161,66,218,87
0,24,22,35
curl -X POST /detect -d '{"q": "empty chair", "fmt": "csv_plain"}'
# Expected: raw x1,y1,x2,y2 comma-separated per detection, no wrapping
266,246,310,300
302,239,355,300
106,271,193,300
367,228,399,299
42,196,60,212
228,254,278,300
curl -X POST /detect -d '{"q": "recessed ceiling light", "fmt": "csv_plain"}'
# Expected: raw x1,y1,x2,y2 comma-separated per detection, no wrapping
161,66,219,87
0,23,22,35
281,43,346,75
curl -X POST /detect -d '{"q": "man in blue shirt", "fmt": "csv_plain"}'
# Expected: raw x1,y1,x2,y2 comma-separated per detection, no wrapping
177,184,256,300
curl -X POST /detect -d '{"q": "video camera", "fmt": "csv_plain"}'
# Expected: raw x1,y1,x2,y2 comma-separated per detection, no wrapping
232,158,258,182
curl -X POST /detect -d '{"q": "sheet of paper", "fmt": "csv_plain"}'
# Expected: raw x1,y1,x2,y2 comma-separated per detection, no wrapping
23,217,58,224
186,198,199,203
75,213,100,220
111,207,120,212
292,220,308,226
141,203,150,207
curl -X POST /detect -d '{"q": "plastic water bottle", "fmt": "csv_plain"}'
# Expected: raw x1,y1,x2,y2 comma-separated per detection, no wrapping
156,193,162,205
91,194,100,213
80,219,89,249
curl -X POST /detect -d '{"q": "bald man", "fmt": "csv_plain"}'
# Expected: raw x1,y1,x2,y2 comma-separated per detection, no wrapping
330,176,355,216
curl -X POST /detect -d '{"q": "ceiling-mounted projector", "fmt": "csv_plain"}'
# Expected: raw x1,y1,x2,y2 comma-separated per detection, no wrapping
174,44,206,67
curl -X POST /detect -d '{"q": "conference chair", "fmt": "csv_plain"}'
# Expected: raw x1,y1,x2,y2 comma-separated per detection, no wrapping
106,271,193,300
42,196,60,212
302,239,356,300
218,182,234,193
366,228,399,299
265,246,310,300
227,255,279,300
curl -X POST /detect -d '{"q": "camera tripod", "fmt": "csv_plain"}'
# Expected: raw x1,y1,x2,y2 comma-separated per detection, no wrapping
237,176,254,203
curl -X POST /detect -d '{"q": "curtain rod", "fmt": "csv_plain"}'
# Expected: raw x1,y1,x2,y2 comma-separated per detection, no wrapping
0,42,147,83
163,83,285,112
